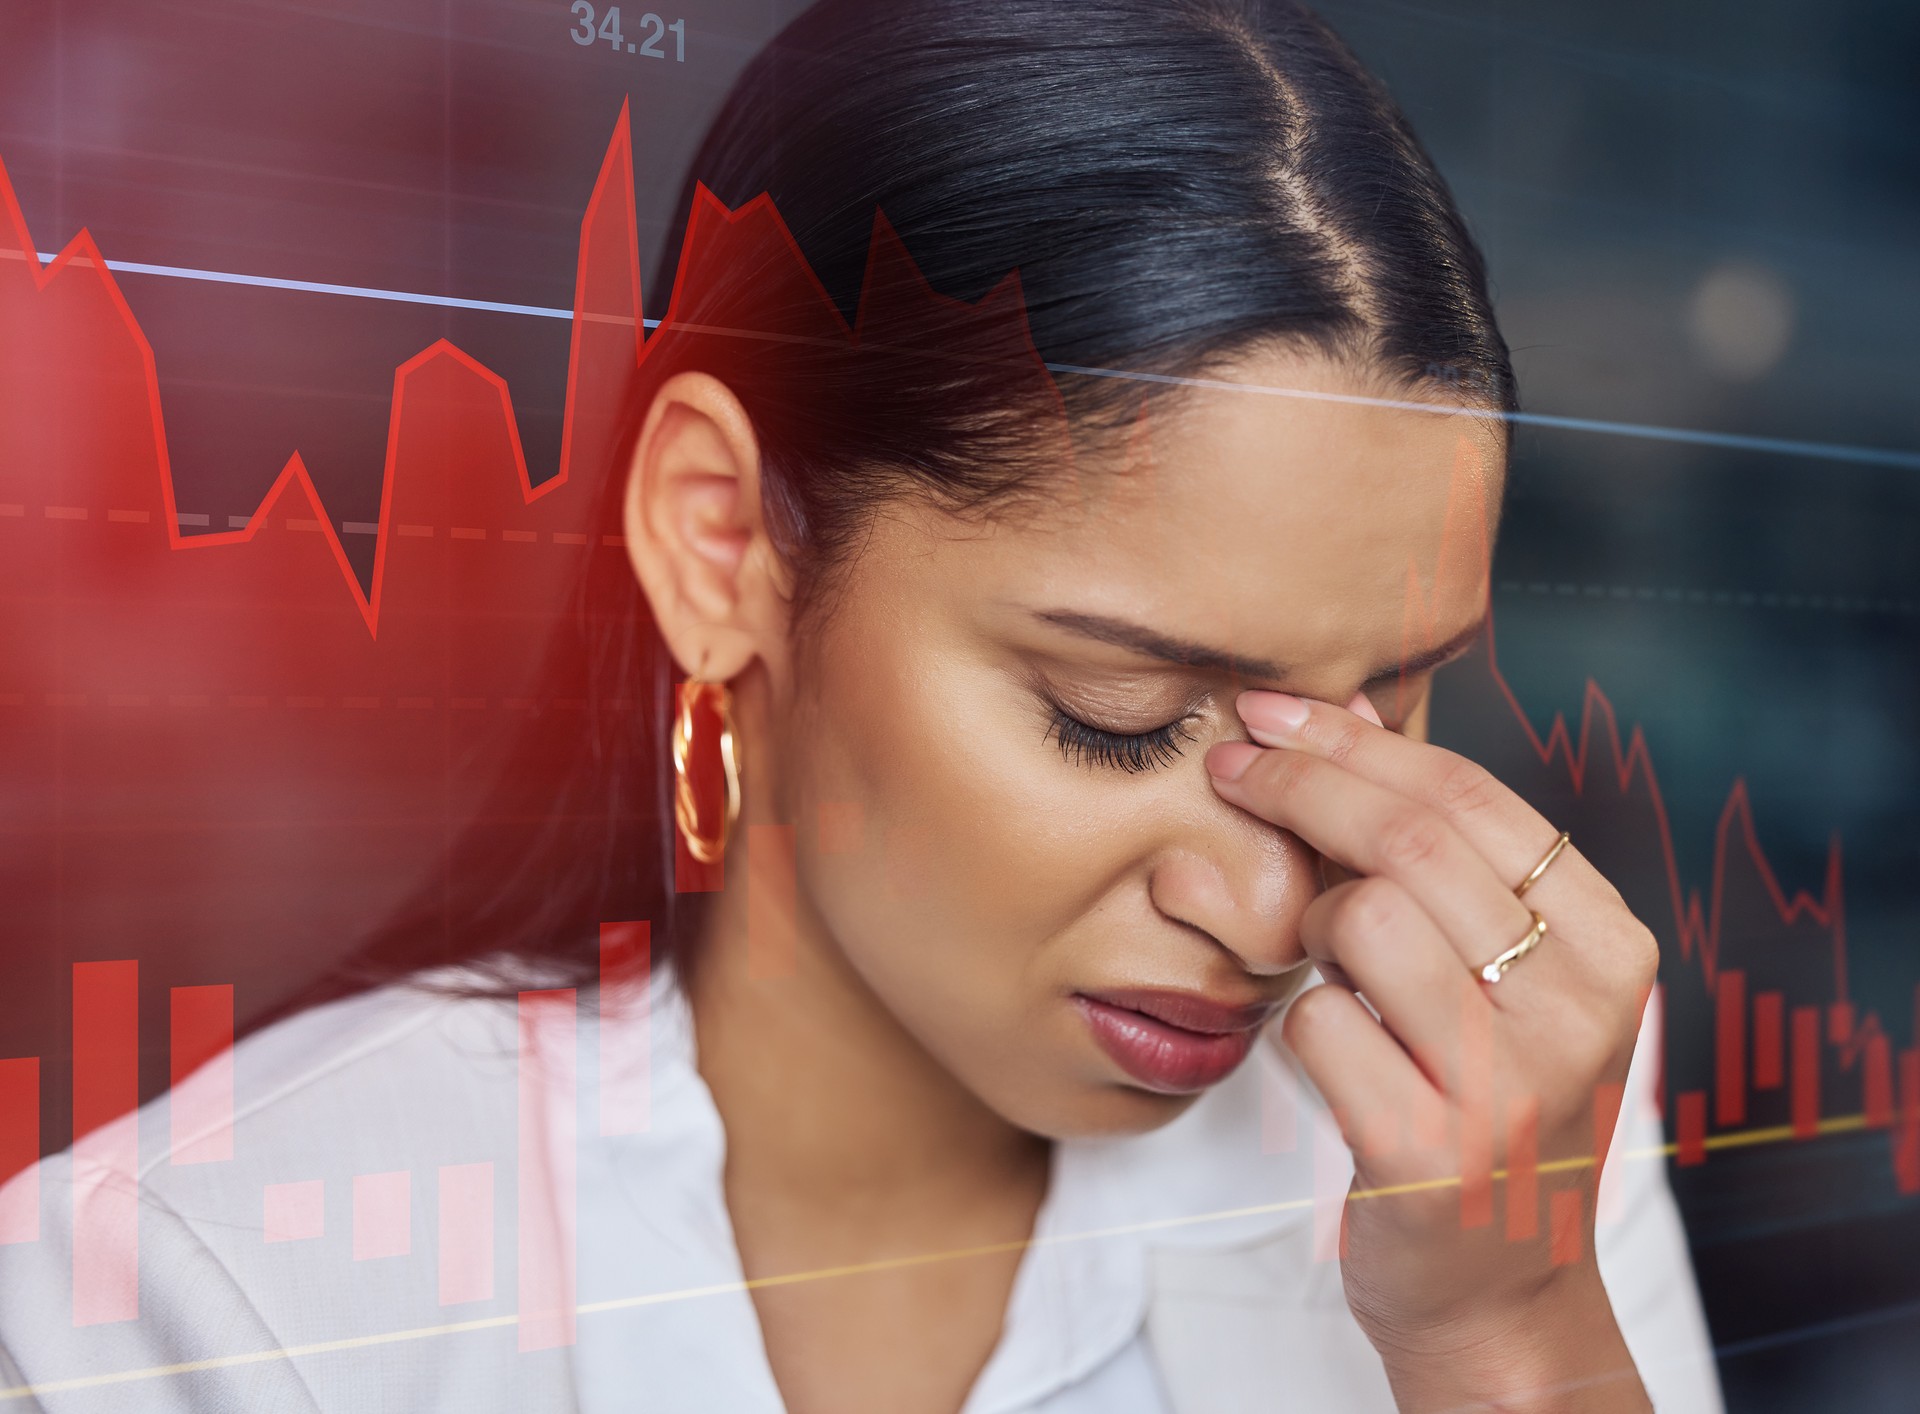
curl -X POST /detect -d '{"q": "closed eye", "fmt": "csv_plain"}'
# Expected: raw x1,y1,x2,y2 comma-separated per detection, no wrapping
1046,708,1195,774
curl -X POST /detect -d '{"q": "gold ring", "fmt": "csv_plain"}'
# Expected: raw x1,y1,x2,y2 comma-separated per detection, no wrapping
1513,830,1571,899
1479,911,1548,984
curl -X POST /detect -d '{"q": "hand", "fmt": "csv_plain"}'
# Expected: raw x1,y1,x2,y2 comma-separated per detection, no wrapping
1206,690,1657,1412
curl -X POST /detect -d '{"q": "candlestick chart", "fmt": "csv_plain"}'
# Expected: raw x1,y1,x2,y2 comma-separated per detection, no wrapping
0,96,1915,1347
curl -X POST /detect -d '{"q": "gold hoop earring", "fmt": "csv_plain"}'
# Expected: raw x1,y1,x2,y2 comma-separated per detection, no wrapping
672,679,741,864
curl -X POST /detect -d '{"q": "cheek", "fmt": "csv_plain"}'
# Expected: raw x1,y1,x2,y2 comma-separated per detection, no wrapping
791,670,1205,1139
786,629,1144,1040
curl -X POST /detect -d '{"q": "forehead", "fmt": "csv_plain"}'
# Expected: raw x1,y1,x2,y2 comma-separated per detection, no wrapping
911,348,1506,694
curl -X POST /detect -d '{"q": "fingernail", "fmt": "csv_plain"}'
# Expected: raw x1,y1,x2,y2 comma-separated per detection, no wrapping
1237,691,1310,739
1206,741,1261,781
1347,692,1383,728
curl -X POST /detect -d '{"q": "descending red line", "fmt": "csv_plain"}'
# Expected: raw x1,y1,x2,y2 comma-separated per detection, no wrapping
0,98,643,639
1,95,1913,1186
1478,615,1890,1073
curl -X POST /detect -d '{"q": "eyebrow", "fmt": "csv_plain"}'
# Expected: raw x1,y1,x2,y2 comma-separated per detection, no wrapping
1031,609,1488,686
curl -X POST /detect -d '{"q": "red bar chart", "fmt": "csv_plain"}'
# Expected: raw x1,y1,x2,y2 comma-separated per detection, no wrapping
70,961,139,1327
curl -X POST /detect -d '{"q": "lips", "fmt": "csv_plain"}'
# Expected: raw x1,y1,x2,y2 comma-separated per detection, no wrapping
1073,987,1278,1094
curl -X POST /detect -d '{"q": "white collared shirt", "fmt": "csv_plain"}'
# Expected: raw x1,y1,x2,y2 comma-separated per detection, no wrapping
0,964,1724,1412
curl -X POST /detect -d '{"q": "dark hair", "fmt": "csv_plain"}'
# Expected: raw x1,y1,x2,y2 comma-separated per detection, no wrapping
302,0,1515,1008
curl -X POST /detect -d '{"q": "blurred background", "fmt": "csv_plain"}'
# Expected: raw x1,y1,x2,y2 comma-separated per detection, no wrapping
1,1,1916,1407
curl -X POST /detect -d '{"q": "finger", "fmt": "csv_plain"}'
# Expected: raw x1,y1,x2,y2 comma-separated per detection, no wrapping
1306,875,1625,1126
1315,956,1362,994
1228,691,1645,984
1280,983,1444,1160
1207,740,1545,986
1235,690,1598,922
1302,877,1490,1090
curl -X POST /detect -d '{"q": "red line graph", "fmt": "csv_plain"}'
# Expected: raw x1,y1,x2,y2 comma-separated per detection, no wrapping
1474,615,1916,1183
1,94,1917,1211
0,103,651,1062
0,102,643,638
1483,618,1851,1010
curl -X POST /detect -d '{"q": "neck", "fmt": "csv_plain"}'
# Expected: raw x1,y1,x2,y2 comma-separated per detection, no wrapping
684,830,1051,1262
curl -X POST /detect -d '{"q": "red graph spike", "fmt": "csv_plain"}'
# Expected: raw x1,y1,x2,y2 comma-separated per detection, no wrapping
516,989,576,1352
1865,1034,1895,1130
597,922,651,1138
1549,1189,1584,1267
351,1170,412,1262
1,93,1917,1207
168,985,234,1166
263,1179,325,1244
1677,1091,1707,1166
70,962,139,1326
0,110,654,1064
437,1161,495,1305
1716,970,1746,1127
0,100,643,639
1754,991,1785,1090
1481,618,1848,1007
0,1059,37,1244
1505,1094,1539,1242
1897,1052,1920,1194
1792,1006,1822,1138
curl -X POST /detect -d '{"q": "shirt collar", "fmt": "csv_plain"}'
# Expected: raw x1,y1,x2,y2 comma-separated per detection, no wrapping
579,967,1319,1413
966,1022,1322,1411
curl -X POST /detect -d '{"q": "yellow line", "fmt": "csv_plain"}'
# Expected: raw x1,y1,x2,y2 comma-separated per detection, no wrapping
0,1315,521,1399
0,1108,1897,1402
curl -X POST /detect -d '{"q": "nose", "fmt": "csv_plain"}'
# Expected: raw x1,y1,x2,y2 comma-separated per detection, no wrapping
1146,813,1319,977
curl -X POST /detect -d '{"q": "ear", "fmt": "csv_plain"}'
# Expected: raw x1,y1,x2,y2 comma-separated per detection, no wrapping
622,372,790,680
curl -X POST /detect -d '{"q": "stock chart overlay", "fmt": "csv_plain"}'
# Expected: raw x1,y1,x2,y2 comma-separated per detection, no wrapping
3,2,1918,1410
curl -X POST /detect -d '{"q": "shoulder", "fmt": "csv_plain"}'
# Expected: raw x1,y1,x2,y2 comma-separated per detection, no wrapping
152,973,531,1210
0,976,580,1412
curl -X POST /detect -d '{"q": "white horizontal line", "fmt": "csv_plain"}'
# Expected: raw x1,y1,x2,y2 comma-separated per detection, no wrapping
34,248,647,324
32,251,1920,471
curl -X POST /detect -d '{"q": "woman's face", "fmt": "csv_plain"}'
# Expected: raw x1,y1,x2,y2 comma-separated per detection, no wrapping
765,348,1502,1140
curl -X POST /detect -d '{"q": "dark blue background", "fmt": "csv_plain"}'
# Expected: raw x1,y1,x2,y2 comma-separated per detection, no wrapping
3,1,1915,1405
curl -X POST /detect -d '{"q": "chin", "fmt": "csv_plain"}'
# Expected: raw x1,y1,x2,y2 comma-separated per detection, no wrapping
1000,1078,1207,1143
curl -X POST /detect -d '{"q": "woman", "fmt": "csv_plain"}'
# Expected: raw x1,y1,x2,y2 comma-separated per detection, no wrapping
0,0,1722,1410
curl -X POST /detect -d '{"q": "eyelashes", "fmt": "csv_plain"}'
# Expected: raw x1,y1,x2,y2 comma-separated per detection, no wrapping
1042,684,1419,775
1046,707,1196,774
